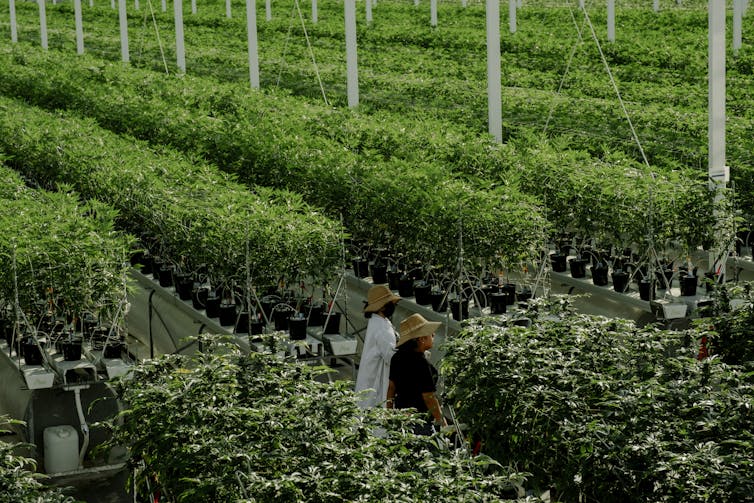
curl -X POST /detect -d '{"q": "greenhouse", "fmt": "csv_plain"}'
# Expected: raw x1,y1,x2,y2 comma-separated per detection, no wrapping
0,0,752,501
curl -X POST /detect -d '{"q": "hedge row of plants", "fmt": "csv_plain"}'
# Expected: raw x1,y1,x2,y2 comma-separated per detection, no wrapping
0,160,133,326
0,45,547,270
0,96,343,289
441,300,754,502
11,0,754,208
103,335,540,502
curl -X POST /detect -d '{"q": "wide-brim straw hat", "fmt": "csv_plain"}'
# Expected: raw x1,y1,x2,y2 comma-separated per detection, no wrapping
397,313,441,347
363,284,401,313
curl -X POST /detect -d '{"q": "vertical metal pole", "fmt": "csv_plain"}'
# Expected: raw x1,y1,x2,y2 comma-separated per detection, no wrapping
487,0,502,142
579,0,584,9
508,0,515,33
135,0,139,9
265,0,271,20
734,0,743,56
9,0,18,43
118,0,129,61
246,0,260,88
312,0,317,22
191,0,196,14
74,0,84,54
653,0,659,12
175,0,186,72
366,0,372,24
709,0,728,277
430,0,437,26
39,0,48,49
345,0,359,107
161,0,166,11
607,0,615,42
226,0,231,17
461,0,467,7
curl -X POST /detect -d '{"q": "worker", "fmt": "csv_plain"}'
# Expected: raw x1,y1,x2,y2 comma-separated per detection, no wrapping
387,313,447,435
355,284,401,409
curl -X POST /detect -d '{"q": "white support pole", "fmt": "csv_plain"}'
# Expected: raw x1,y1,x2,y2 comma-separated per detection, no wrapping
516,0,521,7
709,0,728,277
430,0,437,26
38,0,48,49
89,0,93,6
312,0,317,22
74,0,84,54
226,0,231,17
366,0,372,24
161,0,166,12
191,0,196,14
486,0,502,142
734,0,743,56
607,0,615,42
118,0,129,61
461,0,467,7
174,0,186,72
508,0,515,33
265,0,271,21
135,0,139,9
111,0,114,8
344,0,359,107
653,0,659,12
414,0,419,7
246,0,260,88
579,0,584,9
9,0,17,43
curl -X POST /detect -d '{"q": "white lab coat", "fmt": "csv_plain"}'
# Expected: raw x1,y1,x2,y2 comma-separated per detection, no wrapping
355,315,397,409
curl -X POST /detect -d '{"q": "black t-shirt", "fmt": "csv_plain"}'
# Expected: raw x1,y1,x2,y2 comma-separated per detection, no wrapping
389,350,438,412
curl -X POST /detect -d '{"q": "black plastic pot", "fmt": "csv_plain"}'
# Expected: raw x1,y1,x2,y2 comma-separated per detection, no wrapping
62,340,82,361
500,284,516,305
639,279,655,301
22,339,43,365
489,292,508,314
704,272,719,292
321,311,341,334
450,298,469,321
288,316,307,340
191,286,209,310
655,268,674,289
273,305,295,331
550,253,567,273
131,251,153,275
387,270,402,291
219,304,237,327
371,263,388,285
612,270,630,293
175,273,194,301
104,341,124,359
235,312,264,335
591,264,609,286
304,303,324,326
680,274,698,297
569,258,588,279
205,295,222,318
517,289,533,302
158,265,174,288
398,276,414,298
352,257,369,278
413,282,432,305
476,285,497,308
151,258,164,281
429,291,447,312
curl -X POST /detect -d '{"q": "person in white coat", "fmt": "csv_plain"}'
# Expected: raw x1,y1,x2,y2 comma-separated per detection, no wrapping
355,284,401,409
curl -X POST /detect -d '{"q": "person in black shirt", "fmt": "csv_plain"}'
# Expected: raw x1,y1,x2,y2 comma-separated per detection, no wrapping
386,314,447,434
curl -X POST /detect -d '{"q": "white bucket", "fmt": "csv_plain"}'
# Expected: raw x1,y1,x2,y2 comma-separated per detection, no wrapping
43,425,79,473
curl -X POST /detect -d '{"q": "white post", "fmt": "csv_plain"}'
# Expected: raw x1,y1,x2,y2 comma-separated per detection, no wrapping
709,0,728,277
344,0,358,107
135,0,139,9
312,0,317,22
414,0,418,7
653,0,659,11
161,0,166,11
734,0,743,56
578,0,583,8
430,0,437,26
246,0,260,88
118,0,129,61
508,0,515,33
487,0,502,142
516,0,521,7
265,0,271,21
89,0,93,6
366,0,372,24
39,0,48,49
74,0,84,54
607,0,615,42
111,0,114,8
461,0,467,7
226,0,231,17
191,0,196,14
9,0,17,43
174,0,186,72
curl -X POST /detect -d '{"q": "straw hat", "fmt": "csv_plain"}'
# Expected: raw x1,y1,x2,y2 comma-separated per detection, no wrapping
396,314,441,347
363,284,401,313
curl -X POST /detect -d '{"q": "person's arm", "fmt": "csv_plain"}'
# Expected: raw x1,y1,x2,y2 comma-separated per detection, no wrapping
386,380,396,409
422,392,447,427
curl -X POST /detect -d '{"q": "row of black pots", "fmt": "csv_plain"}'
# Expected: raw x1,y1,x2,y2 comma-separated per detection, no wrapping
232,309,342,338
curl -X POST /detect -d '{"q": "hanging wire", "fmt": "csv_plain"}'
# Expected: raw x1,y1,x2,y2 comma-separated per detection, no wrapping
147,0,170,74
293,0,329,105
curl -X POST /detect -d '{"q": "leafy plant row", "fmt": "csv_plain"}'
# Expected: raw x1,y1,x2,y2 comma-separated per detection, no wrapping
0,160,133,325
0,45,547,270
442,302,754,502
0,96,343,289
105,335,538,502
